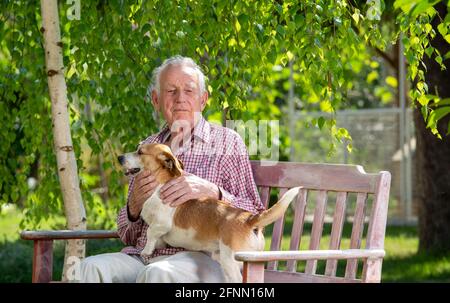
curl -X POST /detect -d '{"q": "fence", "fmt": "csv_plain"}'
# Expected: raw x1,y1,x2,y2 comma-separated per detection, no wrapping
287,107,416,225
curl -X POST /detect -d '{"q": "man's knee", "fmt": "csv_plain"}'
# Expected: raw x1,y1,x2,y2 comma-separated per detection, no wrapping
136,262,175,283
78,255,108,282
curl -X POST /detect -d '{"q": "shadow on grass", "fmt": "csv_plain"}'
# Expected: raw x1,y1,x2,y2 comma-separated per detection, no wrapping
382,252,450,282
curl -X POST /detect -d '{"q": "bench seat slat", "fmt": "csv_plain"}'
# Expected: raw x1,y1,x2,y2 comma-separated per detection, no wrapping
286,188,308,272
305,190,328,274
251,161,379,193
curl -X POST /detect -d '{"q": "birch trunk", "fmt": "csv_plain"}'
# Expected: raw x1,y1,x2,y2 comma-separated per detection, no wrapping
40,0,87,281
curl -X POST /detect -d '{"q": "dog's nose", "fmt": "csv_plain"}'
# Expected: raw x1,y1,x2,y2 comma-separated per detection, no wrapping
118,155,125,165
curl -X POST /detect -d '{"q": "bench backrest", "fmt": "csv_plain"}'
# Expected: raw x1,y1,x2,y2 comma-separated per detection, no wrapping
250,160,391,282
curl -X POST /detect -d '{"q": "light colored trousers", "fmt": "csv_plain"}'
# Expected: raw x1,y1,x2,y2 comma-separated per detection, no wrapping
77,251,226,283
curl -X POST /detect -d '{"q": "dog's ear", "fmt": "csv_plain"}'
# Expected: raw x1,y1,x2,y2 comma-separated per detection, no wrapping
157,151,183,177
178,158,184,170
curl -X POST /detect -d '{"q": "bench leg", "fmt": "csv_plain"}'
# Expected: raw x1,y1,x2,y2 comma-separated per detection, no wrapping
242,262,265,283
32,240,54,283
362,258,382,283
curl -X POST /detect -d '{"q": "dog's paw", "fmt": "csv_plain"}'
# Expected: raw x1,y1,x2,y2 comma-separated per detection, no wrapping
140,246,154,256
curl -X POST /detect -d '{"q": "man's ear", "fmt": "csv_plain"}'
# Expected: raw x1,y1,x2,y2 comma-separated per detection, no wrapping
151,90,160,110
200,91,209,111
157,151,183,177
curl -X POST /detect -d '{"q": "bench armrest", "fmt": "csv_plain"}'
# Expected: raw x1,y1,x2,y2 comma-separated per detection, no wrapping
235,249,385,283
235,249,385,262
20,230,119,241
20,230,119,283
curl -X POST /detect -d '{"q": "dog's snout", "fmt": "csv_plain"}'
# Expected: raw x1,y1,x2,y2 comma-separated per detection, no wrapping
118,155,125,165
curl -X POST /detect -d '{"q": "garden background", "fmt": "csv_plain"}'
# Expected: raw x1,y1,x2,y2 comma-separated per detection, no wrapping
1,0,449,282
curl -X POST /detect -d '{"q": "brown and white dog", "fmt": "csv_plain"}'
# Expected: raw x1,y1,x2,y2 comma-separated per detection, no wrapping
118,143,301,282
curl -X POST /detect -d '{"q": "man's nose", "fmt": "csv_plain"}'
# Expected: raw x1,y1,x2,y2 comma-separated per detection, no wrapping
117,155,125,165
175,91,188,103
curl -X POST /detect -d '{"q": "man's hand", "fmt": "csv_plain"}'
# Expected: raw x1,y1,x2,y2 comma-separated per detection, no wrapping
128,171,158,221
159,172,220,207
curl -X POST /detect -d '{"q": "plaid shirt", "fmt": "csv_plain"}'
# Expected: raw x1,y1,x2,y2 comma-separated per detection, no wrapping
116,116,264,264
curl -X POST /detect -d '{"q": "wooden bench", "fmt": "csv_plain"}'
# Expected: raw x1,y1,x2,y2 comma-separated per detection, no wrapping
21,160,391,283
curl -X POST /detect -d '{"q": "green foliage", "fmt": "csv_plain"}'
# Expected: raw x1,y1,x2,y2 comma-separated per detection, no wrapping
0,0,449,227
395,0,450,137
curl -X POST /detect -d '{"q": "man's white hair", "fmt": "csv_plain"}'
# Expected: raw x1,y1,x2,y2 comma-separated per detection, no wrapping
150,55,207,96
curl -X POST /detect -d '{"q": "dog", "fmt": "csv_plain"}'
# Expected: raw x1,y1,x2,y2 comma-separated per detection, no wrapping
118,143,301,282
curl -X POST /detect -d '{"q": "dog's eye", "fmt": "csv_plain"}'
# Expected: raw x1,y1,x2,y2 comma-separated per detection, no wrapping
137,149,143,155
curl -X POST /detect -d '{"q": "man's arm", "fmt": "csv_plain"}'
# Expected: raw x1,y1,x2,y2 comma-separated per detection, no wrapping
116,177,142,246
116,171,158,245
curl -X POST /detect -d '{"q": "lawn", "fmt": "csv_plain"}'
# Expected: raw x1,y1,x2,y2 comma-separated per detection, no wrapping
1,205,449,282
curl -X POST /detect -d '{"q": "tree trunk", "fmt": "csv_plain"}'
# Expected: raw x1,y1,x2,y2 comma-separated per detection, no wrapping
40,0,87,280
414,3,450,254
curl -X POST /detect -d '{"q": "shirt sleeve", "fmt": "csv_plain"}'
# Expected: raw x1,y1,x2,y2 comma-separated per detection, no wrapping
220,133,265,214
116,176,144,246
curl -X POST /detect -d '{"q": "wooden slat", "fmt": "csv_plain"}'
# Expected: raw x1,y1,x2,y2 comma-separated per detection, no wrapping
268,188,288,270
362,258,383,283
345,192,367,279
325,192,348,276
32,240,53,283
21,230,119,240
362,172,391,283
287,188,308,272
305,190,328,274
258,186,271,209
242,262,265,283
365,172,391,249
250,161,379,193
264,270,362,283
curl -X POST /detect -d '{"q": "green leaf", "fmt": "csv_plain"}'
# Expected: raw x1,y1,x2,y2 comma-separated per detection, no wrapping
367,71,378,83
386,76,398,88
352,10,360,24
425,46,434,58
411,36,420,45
437,23,447,38
235,19,241,33
433,107,450,122
418,94,431,106
318,117,325,130
346,143,353,153
276,25,286,37
445,34,450,44
410,1,440,18
445,51,450,60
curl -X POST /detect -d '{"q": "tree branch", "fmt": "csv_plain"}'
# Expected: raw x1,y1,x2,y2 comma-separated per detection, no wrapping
374,47,398,70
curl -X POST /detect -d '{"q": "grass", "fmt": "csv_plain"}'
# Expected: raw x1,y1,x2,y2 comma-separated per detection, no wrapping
1,206,449,282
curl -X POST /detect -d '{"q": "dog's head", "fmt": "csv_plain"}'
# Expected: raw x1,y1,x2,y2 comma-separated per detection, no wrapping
117,143,184,178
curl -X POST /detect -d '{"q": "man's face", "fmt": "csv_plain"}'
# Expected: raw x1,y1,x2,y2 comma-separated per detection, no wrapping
152,64,208,128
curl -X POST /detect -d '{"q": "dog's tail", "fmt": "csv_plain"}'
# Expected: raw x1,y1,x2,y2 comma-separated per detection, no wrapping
248,186,302,228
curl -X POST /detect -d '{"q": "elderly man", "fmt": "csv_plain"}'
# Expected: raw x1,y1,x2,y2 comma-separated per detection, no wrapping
79,55,264,283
